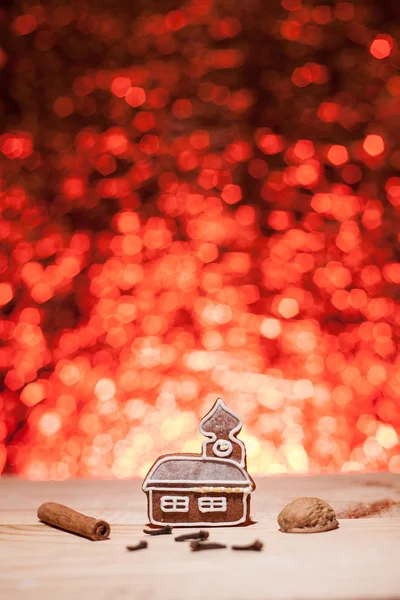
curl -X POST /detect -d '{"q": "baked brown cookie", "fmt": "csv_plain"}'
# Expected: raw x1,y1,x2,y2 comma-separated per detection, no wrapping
142,398,255,527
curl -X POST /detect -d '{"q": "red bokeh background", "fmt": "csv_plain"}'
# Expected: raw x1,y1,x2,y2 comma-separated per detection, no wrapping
1,0,400,479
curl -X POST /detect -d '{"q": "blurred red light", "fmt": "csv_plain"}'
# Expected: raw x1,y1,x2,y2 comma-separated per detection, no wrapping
111,77,131,98
63,177,85,199
125,87,146,107
221,184,242,205
327,145,348,166
258,133,283,154
12,15,37,35
363,134,385,156
370,37,392,59
172,99,192,119
0,283,13,306
0,0,399,480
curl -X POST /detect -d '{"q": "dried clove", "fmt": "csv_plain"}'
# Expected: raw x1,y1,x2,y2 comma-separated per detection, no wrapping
143,525,172,536
231,540,263,551
190,541,227,551
175,530,209,542
126,540,148,552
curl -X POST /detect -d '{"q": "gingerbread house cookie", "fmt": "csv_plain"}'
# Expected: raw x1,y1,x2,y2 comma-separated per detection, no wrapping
142,398,255,526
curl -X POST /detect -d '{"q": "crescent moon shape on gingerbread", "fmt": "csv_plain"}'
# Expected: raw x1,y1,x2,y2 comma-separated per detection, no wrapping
142,398,255,527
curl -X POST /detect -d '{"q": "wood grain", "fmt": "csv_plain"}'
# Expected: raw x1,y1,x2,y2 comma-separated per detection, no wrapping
0,473,399,600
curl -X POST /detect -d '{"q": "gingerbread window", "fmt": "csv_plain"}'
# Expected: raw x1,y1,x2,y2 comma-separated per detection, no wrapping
160,496,189,512
198,497,227,513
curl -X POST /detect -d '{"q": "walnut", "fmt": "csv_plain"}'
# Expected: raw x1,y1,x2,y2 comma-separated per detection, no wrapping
277,497,339,533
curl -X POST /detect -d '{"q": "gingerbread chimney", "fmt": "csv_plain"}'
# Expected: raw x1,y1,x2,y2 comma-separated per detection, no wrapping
199,398,246,467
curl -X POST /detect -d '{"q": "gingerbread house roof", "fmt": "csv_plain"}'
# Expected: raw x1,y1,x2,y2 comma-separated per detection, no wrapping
142,455,253,490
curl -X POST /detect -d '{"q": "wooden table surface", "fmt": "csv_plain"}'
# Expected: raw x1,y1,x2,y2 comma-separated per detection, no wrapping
0,473,399,600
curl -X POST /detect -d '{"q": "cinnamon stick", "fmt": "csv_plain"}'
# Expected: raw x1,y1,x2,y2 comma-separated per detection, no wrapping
37,502,110,541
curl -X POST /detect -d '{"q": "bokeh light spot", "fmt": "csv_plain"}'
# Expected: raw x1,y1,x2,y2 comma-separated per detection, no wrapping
363,134,385,156
370,37,392,59
260,318,281,339
221,184,242,205
278,298,299,319
95,379,116,402
39,412,62,436
0,283,13,306
327,145,348,166
125,87,146,107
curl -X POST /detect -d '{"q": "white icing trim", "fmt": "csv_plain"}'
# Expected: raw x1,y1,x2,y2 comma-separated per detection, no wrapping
148,490,250,527
148,479,250,485
198,497,227,513
199,398,246,467
212,439,233,458
147,485,253,493
160,496,189,513
142,455,251,491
